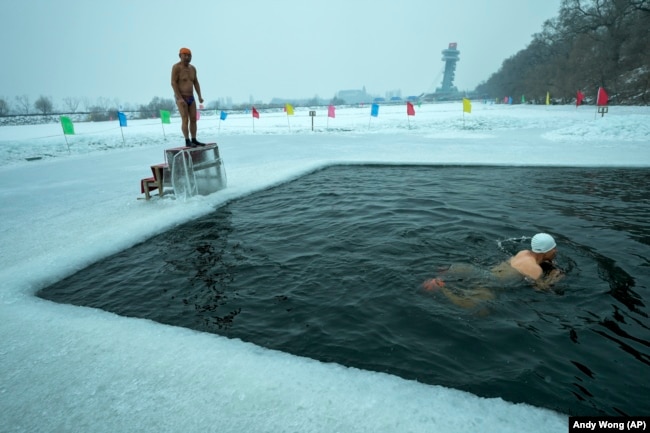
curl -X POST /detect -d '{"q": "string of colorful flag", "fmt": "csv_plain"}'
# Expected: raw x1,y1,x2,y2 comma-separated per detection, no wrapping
551,87,608,117
58,88,609,146
501,87,609,109
55,99,477,146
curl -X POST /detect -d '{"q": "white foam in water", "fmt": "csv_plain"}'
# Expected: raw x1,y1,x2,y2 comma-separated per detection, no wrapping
1,103,648,432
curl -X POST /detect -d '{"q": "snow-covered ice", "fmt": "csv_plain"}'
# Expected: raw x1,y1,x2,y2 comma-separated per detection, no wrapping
1,102,648,432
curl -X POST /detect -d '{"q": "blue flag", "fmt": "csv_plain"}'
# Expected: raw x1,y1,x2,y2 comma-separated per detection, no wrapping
117,111,127,127
371,103,379,117
220,111,228,121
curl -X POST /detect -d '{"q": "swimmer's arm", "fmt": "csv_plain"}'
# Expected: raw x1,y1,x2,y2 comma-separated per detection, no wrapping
533,268,565,291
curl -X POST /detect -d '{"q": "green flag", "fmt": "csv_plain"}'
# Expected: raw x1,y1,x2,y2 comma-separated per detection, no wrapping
60,116,75,135
160,110,171,124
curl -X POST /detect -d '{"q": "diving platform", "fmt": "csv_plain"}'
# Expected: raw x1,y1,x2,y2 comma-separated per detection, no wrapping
140,143,227,200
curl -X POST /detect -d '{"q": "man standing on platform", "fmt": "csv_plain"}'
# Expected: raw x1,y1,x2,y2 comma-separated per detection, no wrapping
171,47,205,147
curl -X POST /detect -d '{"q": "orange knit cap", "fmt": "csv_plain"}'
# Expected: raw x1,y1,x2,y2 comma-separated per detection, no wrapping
179,47,192,55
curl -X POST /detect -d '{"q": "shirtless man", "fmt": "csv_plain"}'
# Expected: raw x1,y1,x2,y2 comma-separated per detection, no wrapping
423,233,564,308
505,233,560,282
171,47,205,147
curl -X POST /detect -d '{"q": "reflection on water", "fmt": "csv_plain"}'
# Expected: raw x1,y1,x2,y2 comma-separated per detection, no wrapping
39,165,650,416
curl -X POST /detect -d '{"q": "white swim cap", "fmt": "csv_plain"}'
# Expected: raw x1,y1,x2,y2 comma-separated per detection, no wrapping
531,233,556,253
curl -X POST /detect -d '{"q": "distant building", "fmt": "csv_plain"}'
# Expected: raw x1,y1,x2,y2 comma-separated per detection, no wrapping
337,87,371,104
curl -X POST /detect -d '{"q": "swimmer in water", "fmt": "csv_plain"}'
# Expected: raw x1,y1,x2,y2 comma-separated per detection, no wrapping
423,233,564,309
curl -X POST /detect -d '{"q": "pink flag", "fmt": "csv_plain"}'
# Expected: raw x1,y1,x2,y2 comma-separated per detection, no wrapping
597,87,608,106
576,90,585,107
406,102,415,116
252,107,260,119
328,105,335,118
196,110,201,120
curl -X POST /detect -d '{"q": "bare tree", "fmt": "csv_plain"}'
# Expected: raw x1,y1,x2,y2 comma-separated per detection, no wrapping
34,95,54,114
630,0,650,12
0,98,9,116
86,97,122,122
90,97,121,113
15,95,30,114
557,0,650,101
95,97,112,112
137,96,176,119
476,0,650,104
81,97,92,112
62,97,81,113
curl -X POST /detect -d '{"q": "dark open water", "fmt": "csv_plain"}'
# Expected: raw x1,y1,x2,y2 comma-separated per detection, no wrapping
39,165,650,416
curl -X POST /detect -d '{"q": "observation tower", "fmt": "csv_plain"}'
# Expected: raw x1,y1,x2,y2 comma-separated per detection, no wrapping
437,42,460,94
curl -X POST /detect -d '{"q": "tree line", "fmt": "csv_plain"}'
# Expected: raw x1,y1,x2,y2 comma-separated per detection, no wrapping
476,0,650,104
0,95,180,121
0,94,354,120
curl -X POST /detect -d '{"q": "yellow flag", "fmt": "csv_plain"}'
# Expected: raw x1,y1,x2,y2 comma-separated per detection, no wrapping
546,92,550,105
462,98,471,113
285,103,294,116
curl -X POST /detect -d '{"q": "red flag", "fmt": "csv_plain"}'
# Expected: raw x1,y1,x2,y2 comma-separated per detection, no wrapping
328,105,335,118
576,90,585,107
252,107,259,119
597,87,608,106
406,101,415,116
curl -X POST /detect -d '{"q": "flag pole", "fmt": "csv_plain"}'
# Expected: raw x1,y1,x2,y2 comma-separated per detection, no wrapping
461,101,465,128
116,112,127,146
60,117,71,153
63,134,70,154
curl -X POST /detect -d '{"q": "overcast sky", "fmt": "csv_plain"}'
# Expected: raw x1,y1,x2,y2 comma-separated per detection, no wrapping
2,0,561,108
